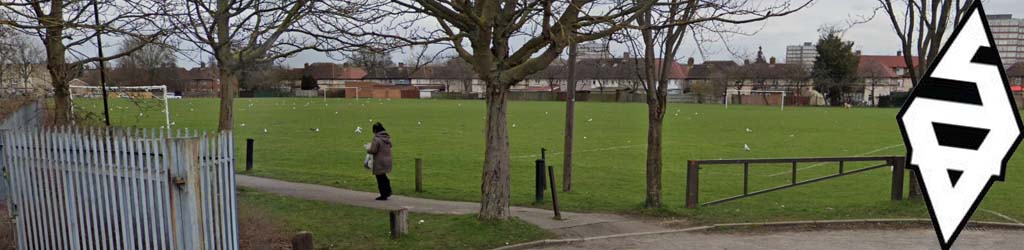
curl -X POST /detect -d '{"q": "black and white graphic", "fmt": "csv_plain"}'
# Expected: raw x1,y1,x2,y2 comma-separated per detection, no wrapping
897,1,1024,250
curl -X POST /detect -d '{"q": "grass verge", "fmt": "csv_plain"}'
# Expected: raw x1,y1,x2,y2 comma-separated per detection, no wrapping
237,188,551,250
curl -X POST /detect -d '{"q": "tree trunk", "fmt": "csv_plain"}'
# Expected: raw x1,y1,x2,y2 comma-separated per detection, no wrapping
479,83,512,220
562,43,577,192
645,99,664,208
46,27,72,125
217,66,237,131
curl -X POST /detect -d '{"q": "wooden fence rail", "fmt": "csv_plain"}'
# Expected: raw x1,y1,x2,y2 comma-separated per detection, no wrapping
0,127,238,250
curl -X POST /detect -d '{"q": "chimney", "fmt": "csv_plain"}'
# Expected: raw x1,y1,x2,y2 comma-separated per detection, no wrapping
769,57,776,65
623,52,630,59
398,62,405,68
304,63,309,68
200,62,206,68
687,57,695,66
897,51,903,56
855,50,862,56
744,59,750,65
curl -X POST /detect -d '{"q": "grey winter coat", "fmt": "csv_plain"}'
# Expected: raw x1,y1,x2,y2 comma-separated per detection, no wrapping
367,131,393,175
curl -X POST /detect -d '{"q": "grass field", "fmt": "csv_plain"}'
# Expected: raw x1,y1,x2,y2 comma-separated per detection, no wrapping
73,97,1023,224
237,188,550,249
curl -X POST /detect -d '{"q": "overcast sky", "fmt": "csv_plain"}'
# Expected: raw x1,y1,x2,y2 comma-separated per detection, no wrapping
229,0,1024,68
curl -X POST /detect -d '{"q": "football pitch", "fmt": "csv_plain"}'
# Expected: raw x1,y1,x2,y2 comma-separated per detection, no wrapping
73,97,1024,224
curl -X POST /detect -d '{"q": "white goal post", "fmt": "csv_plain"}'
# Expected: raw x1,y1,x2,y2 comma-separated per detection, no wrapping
69,85,171,130
321,86,361,101
725,89,788,110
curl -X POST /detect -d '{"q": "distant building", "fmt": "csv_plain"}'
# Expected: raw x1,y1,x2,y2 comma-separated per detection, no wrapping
988,15,1024,67
1008,63,1024,90
786,42,817,70
302,63,367,88
857,54,919,105
577,41,613,59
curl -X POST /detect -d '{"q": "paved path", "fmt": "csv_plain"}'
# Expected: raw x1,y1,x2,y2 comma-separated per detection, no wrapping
236,175,667,238
531,228,1024,250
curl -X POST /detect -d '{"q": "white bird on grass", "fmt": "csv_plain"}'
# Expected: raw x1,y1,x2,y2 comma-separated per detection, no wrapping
587,118,593,122
263,128,268,133
512,123,517,128
355,126,363,134
745,128,753,133
241,123,246,127
170,122,176,126
743,144,751,151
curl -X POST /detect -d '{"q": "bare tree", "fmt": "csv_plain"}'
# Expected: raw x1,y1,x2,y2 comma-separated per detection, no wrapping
112,38,178,87
173,0,372,130
0,29,45,91
1,0,171,124
619,0,811,207
878,0,972,86
347,47,395,70
372,0,658,220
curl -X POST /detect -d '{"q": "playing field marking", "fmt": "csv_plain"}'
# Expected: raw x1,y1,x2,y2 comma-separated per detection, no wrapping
764,144,904,177
511,145,644,159
981,208,1022,224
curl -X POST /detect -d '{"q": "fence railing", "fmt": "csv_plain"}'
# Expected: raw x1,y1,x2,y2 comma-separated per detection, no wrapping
685,156,907,208
0,127,238,250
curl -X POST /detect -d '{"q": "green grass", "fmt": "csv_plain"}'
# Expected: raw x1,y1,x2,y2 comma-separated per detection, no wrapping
237,188,551,249
76,97,1024,224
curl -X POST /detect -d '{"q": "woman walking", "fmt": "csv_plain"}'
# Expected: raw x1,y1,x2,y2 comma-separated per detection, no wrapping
366,122,393,200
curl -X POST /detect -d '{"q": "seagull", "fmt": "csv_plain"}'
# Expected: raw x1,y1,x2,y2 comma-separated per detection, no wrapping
139,112,144,117
263,128,268,133
583,136,588,139
311,128,320,132
587,118,593,122
745,128,753,133
512,123,517,128
369,119,373,122
743,144,751,151
189,108,195,112
417,121,422,126
335,111,339,115
544,112,549,115
355,126,363,133
170,122,176,126
241,123,246,127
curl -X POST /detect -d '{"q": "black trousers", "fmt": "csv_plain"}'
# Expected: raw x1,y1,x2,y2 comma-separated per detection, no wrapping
375,174,392,197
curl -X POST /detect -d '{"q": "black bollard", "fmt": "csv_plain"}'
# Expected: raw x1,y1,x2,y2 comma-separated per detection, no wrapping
245,138,254,172
535,159,546,204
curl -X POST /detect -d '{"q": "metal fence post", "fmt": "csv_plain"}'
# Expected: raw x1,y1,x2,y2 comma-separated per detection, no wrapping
686,161,699,209
292,231,313,250
534,158,545,204
890,157,905,201
547,166,561,220
168,136,203,249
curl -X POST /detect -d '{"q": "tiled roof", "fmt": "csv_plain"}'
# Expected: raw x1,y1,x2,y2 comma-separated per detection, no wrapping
1008,62,1024,77
303,63,367,80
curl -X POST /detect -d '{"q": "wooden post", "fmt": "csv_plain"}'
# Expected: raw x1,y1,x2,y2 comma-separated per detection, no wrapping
547,166,561,220
415,158,423,192
686,161,699,209
890,158,905,201
389,208,409,239
909,166,922,199
291,231,314,250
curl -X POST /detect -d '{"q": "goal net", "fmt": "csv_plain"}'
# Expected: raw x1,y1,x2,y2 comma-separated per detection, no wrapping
725,89,788,110
69,85,171,129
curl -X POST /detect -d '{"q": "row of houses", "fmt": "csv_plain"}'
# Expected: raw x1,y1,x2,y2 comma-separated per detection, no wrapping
8,51,1024,105
294,49,925,105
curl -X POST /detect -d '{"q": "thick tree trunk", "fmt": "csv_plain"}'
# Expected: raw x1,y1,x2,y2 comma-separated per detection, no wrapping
479,83,512,220
644,103,664,208
45,27,72,125
217,67,237,131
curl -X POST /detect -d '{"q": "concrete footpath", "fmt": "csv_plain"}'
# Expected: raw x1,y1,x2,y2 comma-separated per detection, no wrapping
531,228,1024,250
236,175,667,238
